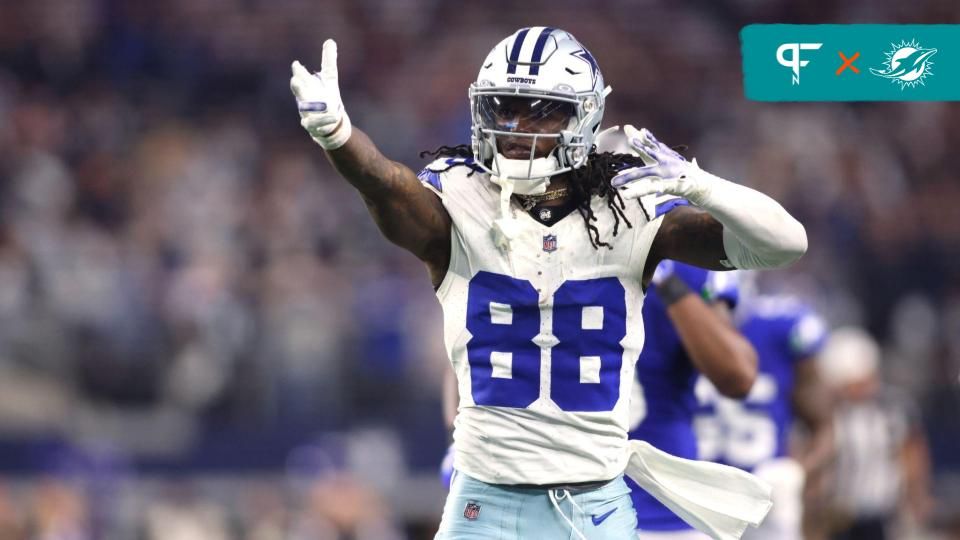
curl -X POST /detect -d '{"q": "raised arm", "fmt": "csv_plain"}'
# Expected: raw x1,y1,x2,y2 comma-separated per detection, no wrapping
652,262,756,398
612,126,807,275
291,40,451,287
324,130,451,286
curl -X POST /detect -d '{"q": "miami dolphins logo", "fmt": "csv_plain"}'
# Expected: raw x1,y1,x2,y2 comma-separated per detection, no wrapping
870,39,937,89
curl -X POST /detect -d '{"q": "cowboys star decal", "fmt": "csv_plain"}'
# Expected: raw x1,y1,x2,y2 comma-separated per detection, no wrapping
571,47,600,87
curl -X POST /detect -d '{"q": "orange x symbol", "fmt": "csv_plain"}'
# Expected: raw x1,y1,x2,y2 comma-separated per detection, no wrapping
836,51,860,75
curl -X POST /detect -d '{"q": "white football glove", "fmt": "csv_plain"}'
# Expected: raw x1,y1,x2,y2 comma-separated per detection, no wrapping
610,125,712,205
290,39,352,150
612,126,808,271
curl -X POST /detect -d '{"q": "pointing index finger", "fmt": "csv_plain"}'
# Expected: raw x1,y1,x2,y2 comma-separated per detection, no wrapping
320,39,338,81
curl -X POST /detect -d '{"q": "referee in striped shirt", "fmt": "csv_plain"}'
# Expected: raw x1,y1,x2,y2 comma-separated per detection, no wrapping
817,327,933,540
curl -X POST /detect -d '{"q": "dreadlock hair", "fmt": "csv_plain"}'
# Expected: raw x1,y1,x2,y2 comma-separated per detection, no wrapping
420,144,651,249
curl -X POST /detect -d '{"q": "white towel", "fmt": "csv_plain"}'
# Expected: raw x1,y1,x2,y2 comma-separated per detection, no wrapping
624,440,773,540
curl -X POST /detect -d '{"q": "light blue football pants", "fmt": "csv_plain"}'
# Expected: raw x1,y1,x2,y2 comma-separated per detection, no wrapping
436,471,638,540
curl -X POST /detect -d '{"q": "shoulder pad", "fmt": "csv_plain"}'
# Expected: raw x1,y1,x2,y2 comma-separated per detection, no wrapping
637,193,691,220
424,156,484,173
703,270,740,308
653,197,691,218
417,167,444,193
788,311,828,358
418,157,485,193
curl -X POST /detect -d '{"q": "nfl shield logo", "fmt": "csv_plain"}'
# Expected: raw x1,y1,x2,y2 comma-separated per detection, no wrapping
543,234,558,253
463,501,481,520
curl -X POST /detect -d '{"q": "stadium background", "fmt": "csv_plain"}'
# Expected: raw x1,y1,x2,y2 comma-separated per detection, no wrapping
0,0,958,538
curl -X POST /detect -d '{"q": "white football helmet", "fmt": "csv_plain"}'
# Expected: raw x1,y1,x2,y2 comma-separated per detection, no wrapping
469,27,611,195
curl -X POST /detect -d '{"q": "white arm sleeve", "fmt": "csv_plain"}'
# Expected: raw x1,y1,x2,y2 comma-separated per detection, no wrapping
691,168,808,270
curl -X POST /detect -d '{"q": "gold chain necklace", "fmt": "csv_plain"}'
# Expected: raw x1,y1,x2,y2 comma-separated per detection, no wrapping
516,187,570,210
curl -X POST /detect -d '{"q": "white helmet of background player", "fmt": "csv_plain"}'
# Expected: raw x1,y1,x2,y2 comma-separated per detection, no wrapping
469,27,611,195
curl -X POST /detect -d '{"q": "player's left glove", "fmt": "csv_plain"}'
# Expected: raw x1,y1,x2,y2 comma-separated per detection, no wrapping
290,39,352,150
611,124,807,270
610,125,713,205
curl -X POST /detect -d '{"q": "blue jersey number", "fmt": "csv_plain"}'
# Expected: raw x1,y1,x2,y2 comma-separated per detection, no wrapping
465,271,626,412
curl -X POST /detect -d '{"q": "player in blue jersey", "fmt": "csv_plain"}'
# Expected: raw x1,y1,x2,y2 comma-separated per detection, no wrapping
694,292,834,540
628,260,759,539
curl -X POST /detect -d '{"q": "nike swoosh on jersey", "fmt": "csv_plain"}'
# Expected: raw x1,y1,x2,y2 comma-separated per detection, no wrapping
591,508,616,526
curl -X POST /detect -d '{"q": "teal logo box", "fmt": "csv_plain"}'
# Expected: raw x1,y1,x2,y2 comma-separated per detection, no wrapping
741,24,960,101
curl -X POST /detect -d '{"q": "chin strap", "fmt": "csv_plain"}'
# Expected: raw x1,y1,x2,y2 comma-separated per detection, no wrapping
488,149,570,253
491,181,572,251
491,180,522,255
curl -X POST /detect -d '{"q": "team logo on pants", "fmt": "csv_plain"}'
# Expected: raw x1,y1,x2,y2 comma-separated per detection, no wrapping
463,501,481,520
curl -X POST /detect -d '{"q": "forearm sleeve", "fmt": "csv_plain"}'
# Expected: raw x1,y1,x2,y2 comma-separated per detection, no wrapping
692,168,808,269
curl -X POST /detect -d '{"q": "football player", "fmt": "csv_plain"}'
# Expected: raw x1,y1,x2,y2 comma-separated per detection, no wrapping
694,289,833,540
291,27,807,540
627,261,758,540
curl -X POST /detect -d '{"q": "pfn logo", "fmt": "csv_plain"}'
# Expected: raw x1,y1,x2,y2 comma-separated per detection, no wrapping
776,43,823,85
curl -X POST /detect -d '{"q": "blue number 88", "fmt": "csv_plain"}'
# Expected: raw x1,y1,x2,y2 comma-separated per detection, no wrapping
465,271,627,412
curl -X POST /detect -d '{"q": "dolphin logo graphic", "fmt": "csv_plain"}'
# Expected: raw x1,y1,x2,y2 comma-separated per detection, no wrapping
870,40,937,89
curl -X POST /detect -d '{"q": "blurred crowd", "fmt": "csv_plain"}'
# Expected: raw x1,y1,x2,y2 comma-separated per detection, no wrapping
0,0,959,538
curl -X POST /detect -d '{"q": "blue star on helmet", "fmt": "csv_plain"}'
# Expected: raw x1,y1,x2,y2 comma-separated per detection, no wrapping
571,47,600,87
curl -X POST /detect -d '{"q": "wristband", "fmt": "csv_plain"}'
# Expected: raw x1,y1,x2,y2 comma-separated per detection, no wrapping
312,111,352,150
655,275,692,306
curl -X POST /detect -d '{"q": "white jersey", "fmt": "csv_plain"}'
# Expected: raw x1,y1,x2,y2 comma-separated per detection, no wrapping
420,158,665,485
